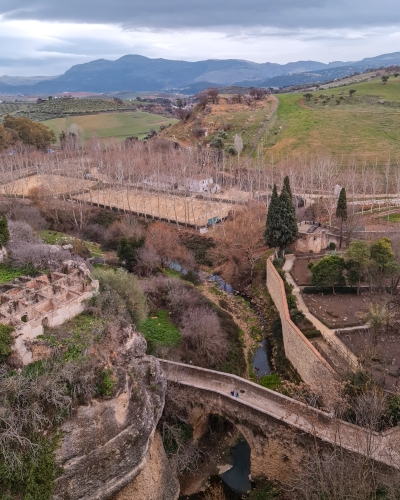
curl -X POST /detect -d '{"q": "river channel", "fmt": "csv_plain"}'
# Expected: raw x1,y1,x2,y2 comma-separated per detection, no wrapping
171,263,271,497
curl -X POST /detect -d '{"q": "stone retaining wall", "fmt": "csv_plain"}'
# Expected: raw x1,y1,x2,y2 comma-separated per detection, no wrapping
266,259,336,392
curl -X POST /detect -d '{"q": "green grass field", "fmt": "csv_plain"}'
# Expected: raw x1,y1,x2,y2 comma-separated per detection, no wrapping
380,213,400,222
265,77,400,162
138,310,181,348
43,111,178,142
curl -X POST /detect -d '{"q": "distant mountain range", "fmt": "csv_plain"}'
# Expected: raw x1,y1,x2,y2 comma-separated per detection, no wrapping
2,52,400,95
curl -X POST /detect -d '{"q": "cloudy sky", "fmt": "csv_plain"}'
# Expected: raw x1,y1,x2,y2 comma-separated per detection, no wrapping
0,0,400,75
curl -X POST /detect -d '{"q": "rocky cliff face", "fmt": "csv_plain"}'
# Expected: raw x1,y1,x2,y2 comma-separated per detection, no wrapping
53,330,178,500
112,431,180,500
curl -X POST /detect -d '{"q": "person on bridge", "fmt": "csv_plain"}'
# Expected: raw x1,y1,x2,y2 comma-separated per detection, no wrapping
230,390,234,396
235,391,239,398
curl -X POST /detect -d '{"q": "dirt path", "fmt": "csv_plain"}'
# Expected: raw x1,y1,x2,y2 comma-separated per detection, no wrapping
248,94,279,157
283,255,359,371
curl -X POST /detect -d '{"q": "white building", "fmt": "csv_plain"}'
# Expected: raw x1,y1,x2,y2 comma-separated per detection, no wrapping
143,173,221,194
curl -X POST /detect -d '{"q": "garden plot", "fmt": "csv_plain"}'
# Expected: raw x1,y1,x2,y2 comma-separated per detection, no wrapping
302,292,387,329
76,188,232,226
291,257,322,286
338,324,400,392
1,174,96,197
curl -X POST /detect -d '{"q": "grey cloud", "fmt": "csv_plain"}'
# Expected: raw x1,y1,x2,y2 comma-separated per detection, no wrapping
1,0,400,31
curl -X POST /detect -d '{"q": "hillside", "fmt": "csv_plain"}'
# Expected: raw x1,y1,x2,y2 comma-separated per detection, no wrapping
2,52,400,94
160,94,277,155
160,75,400,163
261,77,400,162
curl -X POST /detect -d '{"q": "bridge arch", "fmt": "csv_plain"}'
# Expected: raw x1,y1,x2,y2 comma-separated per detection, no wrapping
160,360,400,484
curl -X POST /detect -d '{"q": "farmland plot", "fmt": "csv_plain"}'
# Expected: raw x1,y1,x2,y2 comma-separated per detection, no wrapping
77,188,232,227
1,174,96,197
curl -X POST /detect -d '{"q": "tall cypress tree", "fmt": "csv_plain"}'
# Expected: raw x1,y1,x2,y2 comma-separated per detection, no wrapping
278,185,298,255
283,175,292,200
0,214,9,248
265,184,281,257
336,187,348,249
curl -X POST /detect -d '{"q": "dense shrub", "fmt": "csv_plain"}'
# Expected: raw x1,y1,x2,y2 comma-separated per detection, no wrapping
117,235,145,270
286,294,297,310
140,276,245,374
9,204,48,231
7,240,73,270
103,220,144,251
8,220,35,243
92,267,147,326
259,373,281,391
0,324,14,362
135,247,160,276
180,307,228,366
290,309,305,325
82,224,106,243
303,286,357,294
177,232,215,266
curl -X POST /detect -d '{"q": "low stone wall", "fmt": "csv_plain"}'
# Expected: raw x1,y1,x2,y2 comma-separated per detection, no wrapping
266,258,336,393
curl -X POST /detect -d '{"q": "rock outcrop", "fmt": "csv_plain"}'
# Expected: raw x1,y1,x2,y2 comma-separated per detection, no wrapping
54,330,177,500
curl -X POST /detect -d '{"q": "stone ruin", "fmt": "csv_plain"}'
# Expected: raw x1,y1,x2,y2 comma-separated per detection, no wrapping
1,260,99,365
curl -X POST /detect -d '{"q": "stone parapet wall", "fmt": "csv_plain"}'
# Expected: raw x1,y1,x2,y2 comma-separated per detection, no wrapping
160,360,400,476
266,259,336,392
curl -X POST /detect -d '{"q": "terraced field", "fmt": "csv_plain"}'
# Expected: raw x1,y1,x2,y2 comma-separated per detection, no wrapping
43,111,178,141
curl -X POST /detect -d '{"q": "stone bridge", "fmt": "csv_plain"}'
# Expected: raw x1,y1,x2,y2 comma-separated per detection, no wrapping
160,360,400,483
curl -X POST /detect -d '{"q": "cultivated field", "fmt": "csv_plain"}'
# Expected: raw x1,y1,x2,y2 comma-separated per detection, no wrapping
77,188,232,226
1,174,96,197
0,102,29,119
265,78,400,162
43,112,178,141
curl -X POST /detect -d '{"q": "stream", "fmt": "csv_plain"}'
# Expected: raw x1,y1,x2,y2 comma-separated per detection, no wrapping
169,261,272,377
179,438,252,499
221,439,252,494
171,263,270,498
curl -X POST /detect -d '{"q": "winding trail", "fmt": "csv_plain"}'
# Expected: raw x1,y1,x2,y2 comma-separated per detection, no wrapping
283,255,359,370
248,95,279,157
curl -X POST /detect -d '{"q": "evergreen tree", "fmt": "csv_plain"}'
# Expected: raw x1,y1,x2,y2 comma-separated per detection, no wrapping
283,175,292,200
117,235,145,271
336,187,348,248
278,185,298,255
265,184,281,257
0,214,9,248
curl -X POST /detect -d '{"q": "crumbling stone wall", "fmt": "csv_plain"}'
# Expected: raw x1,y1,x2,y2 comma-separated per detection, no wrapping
266,258,336,393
